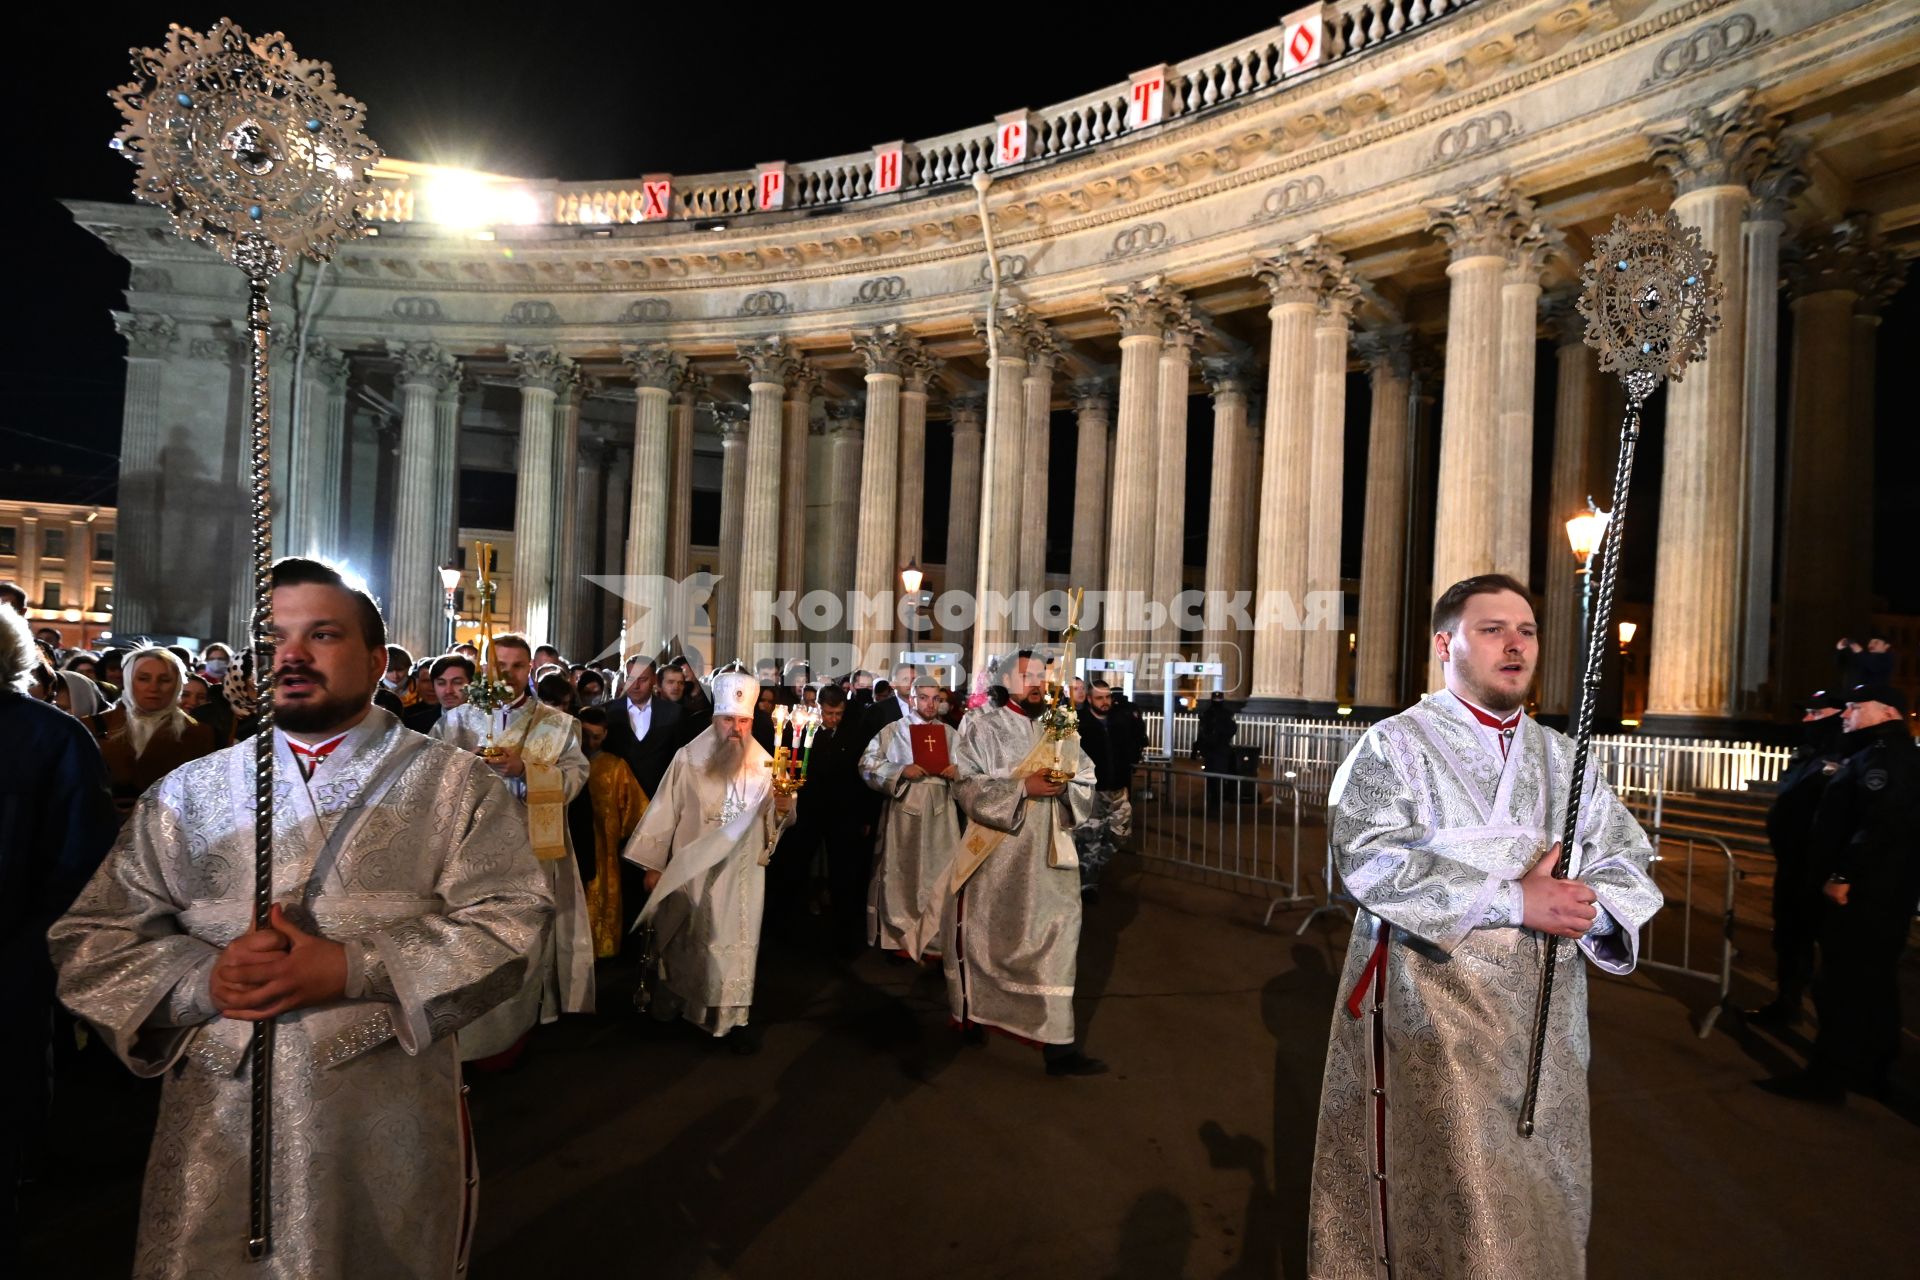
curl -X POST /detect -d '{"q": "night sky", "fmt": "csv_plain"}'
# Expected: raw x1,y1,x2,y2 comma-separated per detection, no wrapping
10,4,1917,613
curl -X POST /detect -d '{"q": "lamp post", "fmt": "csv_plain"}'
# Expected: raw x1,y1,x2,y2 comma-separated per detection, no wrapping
439,562,464,652
1564,496,1610,695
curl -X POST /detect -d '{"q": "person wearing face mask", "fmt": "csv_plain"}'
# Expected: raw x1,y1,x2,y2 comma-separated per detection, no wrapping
192,644,237,744
1745,689,1851,1029
86,647,218,818
1306,574,1661,1280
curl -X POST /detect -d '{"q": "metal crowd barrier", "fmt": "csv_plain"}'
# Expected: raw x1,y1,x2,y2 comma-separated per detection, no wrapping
1629,826,1742,1038
1126,760,1316,926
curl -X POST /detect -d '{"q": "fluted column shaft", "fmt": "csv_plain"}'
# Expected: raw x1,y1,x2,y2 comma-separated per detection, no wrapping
666,380,701,581
388,346,449,657
780,368,817,636
1252,294,1318,701
1068,382,1112,658
430,376,460,572
511,385,559,641
826,411,865,649
1150,331,1194,657
623,365,676,646
944,399,984,650
111,313,173,634
598,445,628,651
549,385,585,657
852,329,914,664
1355,338,1412,711
1430,251,1506,603
1645,185,1750,724
974,342,1027,672
1017,353,1055,640
1496,266,1542,581
1200,362,1252,698
1736,208,1787,708
291,345,348,561
714,412,750,665
1104,332,1160,667
1304,300,1353,704
1540,318,1598,716
737,378,785,666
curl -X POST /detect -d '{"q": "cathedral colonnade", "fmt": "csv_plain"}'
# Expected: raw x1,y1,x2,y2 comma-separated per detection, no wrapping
79,0,1918,729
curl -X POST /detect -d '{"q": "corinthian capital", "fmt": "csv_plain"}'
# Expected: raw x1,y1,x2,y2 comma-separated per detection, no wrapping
1647,89,1780,197
1253,238,1351,306
1199,355,1253,398
1102,277,1188,339
737,336,791,387
1069,376,1114,415
902,348,945,394
112,310,177,356
1426,179,1543,262
1750,137,1810,223
852,323,921,378
621,341,687,392
507,344,576,393
1786,219,1907,312
713,401,751,442
947,392,986,432
388,340,458,391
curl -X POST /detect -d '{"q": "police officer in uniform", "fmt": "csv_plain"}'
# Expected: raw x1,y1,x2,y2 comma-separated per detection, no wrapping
1746,689,1850,1028
1760,683,1920,1102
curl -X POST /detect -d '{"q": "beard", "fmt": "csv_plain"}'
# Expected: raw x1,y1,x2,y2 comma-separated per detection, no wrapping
1460,665,1528,715
703,732,746,781
1018,685,1049,712
273,667,369,733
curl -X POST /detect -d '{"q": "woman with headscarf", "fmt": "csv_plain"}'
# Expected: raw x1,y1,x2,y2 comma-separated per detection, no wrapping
86,646,217,817
52,669,107,719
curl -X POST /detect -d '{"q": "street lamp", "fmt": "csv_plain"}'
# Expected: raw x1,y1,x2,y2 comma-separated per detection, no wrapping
1564,497,1610,676
1617,620,1637,653
900,558,924,596
439,562,464,651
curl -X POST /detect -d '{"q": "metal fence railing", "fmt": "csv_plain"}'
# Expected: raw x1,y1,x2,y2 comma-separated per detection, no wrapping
1624,827,1742,1038
1128,761,1315,926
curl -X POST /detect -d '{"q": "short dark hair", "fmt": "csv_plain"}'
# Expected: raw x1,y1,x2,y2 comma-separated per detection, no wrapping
536,671,575,705
576,705,609,728
269,557,387,650
817,684,847,708
490,632,532,658
1090,679,1110,691
430,653,475,681
535,643,560,658
385,644,413,672
625,654,657,677
1431,573,1534,636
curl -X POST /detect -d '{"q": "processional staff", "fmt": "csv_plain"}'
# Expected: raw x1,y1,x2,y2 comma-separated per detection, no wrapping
110,19,381,1259
1518,209,1722,1138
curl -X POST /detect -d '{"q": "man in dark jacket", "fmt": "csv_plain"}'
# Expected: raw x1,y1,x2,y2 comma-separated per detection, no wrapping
1746,689,1850,1027
1074,680,1144,902
1761,683,1920,1102
600,656,683,801
0,607,118,1262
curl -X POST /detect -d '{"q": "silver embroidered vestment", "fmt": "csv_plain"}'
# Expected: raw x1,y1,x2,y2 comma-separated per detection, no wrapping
1307,693,1661,1279
945,704,1096,1045
48,709,552,1279
860,716,962,957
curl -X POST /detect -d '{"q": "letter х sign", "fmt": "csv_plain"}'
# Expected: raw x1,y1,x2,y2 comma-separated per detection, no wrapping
641,178,672,221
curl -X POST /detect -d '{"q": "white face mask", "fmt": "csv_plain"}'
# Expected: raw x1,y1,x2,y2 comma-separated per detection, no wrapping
203,660,230,680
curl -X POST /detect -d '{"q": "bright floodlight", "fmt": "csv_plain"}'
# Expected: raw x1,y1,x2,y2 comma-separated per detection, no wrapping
1618,620,1637,647
1564,497,1610,567
422,169,541,229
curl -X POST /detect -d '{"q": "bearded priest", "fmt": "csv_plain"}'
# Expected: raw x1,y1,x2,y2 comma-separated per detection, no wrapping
623,669,794,1049
431,632,594,1064
49,557,551,1277
860,675,962,959
944,651,1104,1077
1307,574,1661,1278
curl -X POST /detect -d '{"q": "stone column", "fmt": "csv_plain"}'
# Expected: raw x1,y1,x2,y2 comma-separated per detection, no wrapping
1100,280,1177,672
972,311,1028,672
713,403,751,664
289,340,348,560
1304,270,1358,706
1538,298,1599,718
852,326,915,665
386,341,456,657
1496,244,1550,582
1241,388,1264,632
780,358,819,637
507,344,575,643
666,374,704,581
1846,266,1902,618
1641,98,1771,731
1200,357,1253,698
1250,247,1333,705
108,312,176,635
896,353,941,644
1151,314,1197,661
620,342,686,649
548,374,587,658
825,400,866,649
1353,330,1413,714
1068,379,1113,658
1733,151,1807,711
430,372,462,574
944,395,985,650
568,440,601,653
737,339,790,668
1013,315,1057,639
599,443,630,651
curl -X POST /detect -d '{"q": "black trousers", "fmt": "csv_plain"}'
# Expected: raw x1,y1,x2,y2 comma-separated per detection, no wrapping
1810,899,1909,1085
1769,852,1819,1000
824,817,873,951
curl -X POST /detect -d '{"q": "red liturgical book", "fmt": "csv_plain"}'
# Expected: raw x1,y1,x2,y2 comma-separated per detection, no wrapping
909,723,951,774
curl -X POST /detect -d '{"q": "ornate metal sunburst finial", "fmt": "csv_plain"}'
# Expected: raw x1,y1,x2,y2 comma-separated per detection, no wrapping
1576,208,1721,404
110,19,381,276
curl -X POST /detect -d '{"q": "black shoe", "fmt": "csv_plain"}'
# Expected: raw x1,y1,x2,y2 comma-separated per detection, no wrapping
1081,885,1101,906
727,1025,763,1056
1045,1050,1109,1078
1743,1000,1801,1030
960,1022,987,1046
1754,1072,1843,1105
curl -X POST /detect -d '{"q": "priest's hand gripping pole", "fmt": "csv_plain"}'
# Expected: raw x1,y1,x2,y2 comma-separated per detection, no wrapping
110,20,380,1256
1518,210,1720,1139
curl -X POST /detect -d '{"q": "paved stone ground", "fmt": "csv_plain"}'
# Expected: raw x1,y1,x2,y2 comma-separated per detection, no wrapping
20,867,1920,1278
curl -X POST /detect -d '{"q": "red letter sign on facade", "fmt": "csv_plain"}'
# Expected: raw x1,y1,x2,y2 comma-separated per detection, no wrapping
640,175,672,222
1128,64,1171,130
1282,4,1329,76
756,162,787,211
995,109,1034,167
873,141,905,195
